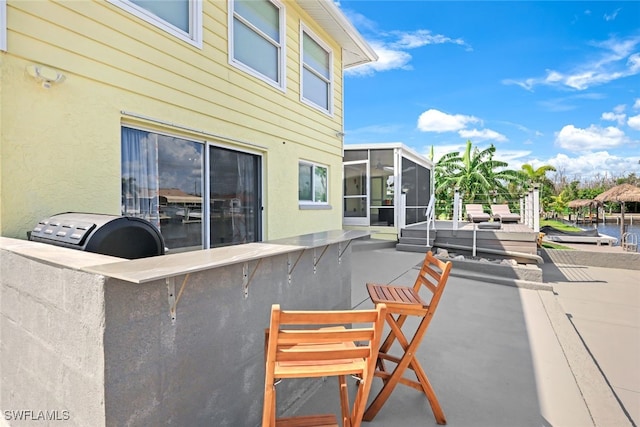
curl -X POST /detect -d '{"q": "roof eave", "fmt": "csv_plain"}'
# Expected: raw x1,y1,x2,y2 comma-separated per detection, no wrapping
297,0,378,68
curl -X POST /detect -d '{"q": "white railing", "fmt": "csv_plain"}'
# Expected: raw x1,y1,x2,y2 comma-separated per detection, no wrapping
453,189,460,230
398,193,406,239
424,194,436,244
449,185,540,232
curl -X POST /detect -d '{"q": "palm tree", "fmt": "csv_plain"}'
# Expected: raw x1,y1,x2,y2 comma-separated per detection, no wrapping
521,163,556,183
521,163,556,213
435,140,523,208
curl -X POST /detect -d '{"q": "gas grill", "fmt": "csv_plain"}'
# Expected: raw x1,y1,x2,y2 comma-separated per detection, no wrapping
29,212,165,259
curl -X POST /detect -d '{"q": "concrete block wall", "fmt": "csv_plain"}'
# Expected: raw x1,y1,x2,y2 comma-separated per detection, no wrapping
0,250,107,426
102,246,351,426
541,248,640,270
444,257,543,283
1,240,353,426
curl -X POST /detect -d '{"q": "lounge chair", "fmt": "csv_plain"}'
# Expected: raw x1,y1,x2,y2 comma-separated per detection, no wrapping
465,204,490,223
490,204,521,223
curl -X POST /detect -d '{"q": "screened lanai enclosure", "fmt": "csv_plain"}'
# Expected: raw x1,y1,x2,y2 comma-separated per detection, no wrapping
343,143,434,239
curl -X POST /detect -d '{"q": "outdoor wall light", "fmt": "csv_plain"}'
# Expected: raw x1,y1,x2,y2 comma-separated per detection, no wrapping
26,65,66,88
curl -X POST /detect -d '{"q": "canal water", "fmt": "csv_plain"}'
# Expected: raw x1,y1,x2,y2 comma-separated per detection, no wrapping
580,222,640,244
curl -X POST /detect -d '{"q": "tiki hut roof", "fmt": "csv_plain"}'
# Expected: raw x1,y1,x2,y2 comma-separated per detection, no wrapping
568,199,601,209
594,184,640,203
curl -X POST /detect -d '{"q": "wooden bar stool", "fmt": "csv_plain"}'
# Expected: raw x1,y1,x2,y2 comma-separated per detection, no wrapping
262,303,387,427
363,251,452,425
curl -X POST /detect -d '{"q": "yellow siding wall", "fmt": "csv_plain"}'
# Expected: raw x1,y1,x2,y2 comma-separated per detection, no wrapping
0,0,346,240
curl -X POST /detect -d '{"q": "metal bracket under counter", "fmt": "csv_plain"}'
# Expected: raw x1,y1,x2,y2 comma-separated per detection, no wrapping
242,259,263,298
275,230,370,284
285,245,331,284
285,239,354,284
287,250,305,284
337,240,353,264
166,258,263,321
83,231,370,322
167,274,190,323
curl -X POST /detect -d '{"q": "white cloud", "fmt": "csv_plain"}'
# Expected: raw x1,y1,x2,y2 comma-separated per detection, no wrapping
425,144,529,166
555,124,628,151
342,14,470,77
338,7,378,33
634,98,640,109
346,42,412,76
425,143,468,162
567,71,626,90
629,53,640,73
504,35,640,91
604,8,620,21
613,104,626,114
458,128,508,142
628,114,640,131
544,151,640,182
492,149,533,167
601,111,626,126
417,109,480,132
538,93,607,112
545,70,564,83
416,110,506,144
389,29,469,50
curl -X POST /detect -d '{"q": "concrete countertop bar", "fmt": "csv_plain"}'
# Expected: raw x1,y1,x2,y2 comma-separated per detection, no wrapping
85,229,370,284
267,229,370,248
0,230,371,285
0,236,123,269
83,242,304,284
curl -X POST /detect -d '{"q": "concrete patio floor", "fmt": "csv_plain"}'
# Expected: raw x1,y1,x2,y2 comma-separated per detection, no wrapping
288,241,638,427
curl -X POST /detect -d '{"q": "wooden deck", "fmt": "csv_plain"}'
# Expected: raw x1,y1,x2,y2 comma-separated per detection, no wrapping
400,221,541,264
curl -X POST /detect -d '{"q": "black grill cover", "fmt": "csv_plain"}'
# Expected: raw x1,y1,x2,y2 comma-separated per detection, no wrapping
29,213,165,259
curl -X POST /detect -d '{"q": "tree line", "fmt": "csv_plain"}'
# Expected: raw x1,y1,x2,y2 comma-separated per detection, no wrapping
433,140,639,218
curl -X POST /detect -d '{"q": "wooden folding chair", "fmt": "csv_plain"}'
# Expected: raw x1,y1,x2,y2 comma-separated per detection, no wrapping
363,251,452,425
262,303,387,427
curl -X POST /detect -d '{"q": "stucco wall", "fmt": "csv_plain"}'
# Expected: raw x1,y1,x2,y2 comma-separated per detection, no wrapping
0,249,107,426
0,237,353,426
103,246,350,426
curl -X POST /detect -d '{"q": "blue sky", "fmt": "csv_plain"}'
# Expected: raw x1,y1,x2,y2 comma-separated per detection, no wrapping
339,1,640,184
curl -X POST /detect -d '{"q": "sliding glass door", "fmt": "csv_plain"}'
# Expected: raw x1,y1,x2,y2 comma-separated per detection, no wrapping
121,127,261,252
209,146,261,247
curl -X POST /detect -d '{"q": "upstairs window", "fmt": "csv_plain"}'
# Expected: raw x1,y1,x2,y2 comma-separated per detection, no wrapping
108,0,202,47
230,0,285,89
301,26,332,113
299,161,328,205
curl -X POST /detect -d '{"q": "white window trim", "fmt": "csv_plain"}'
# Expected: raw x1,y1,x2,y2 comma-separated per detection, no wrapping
299,23,333,115
108,0,203,49
0,0,6,52
299,160,330,207
228,0,286,91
